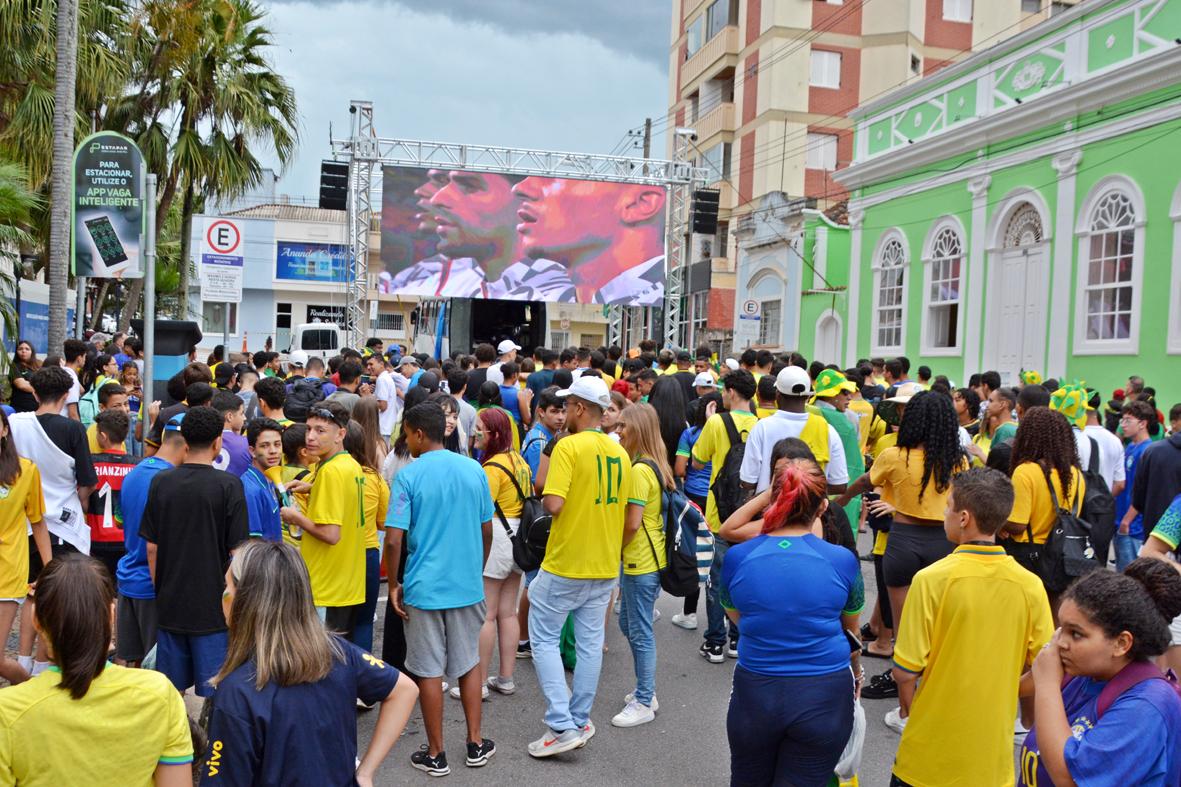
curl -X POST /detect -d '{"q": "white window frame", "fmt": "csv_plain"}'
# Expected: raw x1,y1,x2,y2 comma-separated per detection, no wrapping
870,230,909,356
1073,175,1145,355
1169,182,1181,354
691,291,708,346
758,299,782,346
919,218,966,356
805,132,838,171
810,50,841,89
942,0,972,22
685,15,704,58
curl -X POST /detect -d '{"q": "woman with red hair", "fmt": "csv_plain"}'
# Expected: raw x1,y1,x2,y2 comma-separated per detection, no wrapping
719,458,864,786
451,407,532,701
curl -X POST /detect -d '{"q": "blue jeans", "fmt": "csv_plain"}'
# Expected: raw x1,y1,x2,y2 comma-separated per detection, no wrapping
1114,533,1144,572
527,570,616,732
350,548,381,652
618,571,660,706
727,664,854,787
705,537,737,646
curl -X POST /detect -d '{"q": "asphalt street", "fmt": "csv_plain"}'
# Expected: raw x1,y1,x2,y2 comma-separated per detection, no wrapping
360,530,911,786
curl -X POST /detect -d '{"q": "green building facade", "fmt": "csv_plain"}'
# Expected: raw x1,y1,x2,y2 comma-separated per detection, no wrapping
830,0,1181,401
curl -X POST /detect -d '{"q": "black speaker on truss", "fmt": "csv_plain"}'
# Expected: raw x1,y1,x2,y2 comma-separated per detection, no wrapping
691,188,721,234
318,161,349,210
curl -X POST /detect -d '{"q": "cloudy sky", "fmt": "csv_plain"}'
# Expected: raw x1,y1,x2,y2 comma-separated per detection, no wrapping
261,0,672,198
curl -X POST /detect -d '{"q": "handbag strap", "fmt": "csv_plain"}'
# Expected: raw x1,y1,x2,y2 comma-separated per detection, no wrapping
634,458,668,571
1096,661,1168,719
492,499,514,537
487,459,528,504
1087,436,1100,477
1045,464,1081,516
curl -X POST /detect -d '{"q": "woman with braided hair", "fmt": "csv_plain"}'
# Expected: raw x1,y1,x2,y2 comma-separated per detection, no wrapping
835,389,967,702
1003,406,1085,610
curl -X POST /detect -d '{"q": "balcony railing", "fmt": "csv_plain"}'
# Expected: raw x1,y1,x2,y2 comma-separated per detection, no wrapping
693,101,735,142
682,26,739,87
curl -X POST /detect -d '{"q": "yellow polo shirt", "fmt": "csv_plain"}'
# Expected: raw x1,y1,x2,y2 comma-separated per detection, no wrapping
302,452,366,606
893,544,1052,786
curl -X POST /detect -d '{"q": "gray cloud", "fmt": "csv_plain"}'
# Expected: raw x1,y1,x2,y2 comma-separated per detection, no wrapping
267,0,671,66
261,1,670,197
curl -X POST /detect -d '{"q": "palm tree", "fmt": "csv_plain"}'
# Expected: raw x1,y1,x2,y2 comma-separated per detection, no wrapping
111,0,298,329
46,0,78,354
0,162,41,370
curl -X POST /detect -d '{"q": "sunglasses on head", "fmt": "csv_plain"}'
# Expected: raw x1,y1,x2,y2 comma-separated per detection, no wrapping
309,408,345,426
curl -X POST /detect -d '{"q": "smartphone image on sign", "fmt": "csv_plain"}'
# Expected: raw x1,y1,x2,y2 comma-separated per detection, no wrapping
84,216,129,267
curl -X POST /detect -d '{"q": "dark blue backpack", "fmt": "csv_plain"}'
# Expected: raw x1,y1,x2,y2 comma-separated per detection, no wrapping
637,459,711,597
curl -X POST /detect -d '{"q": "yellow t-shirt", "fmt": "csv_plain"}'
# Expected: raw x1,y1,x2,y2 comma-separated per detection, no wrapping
542,429,632,579
756,406,776,420
0,459,44,598
302,452,366,607
484,452,532,520
267,464,312,547
623,459,666,576
893,544,1053,787
869,422,894,460
361,467,389,551
1009,463,1085,545
0,664,193,785
848,399,874,453
868,446,964,522
691,410,759,532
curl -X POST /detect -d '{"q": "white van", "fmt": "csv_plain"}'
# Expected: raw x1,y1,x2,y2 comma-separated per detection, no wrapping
288,322,344,361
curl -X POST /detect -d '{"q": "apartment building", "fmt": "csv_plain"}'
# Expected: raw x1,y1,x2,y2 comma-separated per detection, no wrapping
667,0,1080,351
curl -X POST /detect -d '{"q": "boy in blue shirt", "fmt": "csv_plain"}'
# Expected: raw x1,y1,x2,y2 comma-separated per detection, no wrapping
1116,400,1155,570
242,418,287,542
522,388,566,485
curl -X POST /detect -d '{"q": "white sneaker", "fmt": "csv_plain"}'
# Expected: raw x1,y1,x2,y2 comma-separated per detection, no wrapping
653,608,661,621
725,641,739,659
487,676,516,695
449,684,489,701
578,720,596,744
528,729,584,758
611,700,656,727
624,692,658,712
884,706,907,734
671,612,697,630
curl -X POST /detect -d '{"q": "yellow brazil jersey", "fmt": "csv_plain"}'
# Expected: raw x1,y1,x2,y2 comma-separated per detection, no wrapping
691,410,759,532
0,458,44,598
361,467,389,551
756,406,776,420
542,429,632,579
893,544,1052,787
848,398,874,453
0,664,193,785
484,452,533,520
1009,463,1084,545
868,446,966,523
267,464,312,547
86,422,102,454
302,452,367,607
622,459,666,575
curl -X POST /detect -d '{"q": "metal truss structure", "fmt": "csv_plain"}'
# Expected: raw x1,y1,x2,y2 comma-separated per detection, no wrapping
330,100,707,350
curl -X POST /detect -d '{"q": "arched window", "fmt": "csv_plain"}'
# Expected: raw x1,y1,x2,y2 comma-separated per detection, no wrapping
873,235,906,352
923,226,963,352
1083,191,1135,342
1004,203,1044,248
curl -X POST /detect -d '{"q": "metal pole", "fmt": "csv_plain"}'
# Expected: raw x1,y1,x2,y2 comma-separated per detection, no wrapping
74,277,86,336
223,305,229,349
142,173,157,450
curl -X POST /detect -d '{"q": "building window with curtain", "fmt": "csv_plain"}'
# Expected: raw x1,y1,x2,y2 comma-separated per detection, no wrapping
874,237,906,351
1083,191,1135,342
925,227,962,351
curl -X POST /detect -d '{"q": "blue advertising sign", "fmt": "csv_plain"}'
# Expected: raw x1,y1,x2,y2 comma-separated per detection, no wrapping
11,301,76,354
275,241,350,283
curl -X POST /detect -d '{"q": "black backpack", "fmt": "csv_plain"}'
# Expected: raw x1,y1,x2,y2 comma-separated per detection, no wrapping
1079,436,1117,566
1038,473,1101,593
636,459,707,597
488,462,552,572
285,377,325,423
709,412,751,525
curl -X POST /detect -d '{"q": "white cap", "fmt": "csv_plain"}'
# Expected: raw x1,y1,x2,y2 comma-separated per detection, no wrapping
288,350,308,368
775,365,812,397
556,375,611,409
693,372,716,388
884,381,924,403
724,358,740,371
398,355,420,369
486,362,505,386
497,339,522,355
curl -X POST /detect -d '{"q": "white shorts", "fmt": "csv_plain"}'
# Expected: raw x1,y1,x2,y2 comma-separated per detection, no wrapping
1171,612,1181,647
484,516,521,580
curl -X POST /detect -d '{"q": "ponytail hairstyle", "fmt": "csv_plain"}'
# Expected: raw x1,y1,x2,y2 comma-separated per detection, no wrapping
761,459,828,535
0,408,21,487
1064,558,1181,662
34,555,115,699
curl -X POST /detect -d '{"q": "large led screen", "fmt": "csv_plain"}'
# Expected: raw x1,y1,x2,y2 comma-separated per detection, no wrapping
378,166,667,306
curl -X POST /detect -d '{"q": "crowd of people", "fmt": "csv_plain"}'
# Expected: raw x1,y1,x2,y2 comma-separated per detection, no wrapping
2,329,1181,785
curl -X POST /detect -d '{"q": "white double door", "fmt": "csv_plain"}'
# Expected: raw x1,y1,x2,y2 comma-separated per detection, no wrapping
992,247,1049,385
